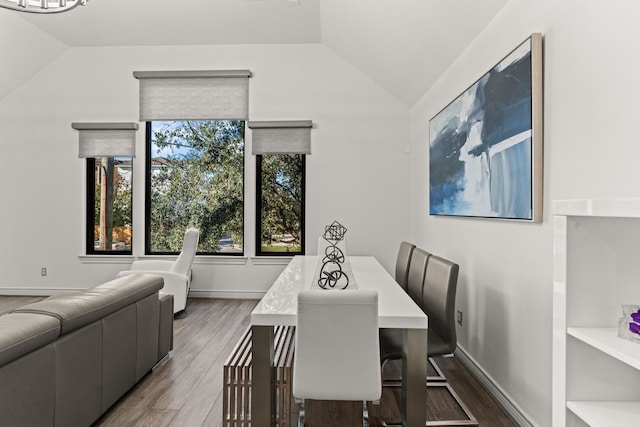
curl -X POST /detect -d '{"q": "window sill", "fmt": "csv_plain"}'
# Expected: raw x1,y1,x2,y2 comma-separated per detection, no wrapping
250,256,295,266
78,255,135,264
79,255,249,266
138,255,248,266
192,256,248,265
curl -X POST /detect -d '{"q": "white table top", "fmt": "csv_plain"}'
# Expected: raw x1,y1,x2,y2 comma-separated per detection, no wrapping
251,255,428,329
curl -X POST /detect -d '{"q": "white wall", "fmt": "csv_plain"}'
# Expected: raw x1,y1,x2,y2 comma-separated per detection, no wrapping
0,43,410,296
409,0,640,425
0,13,67,100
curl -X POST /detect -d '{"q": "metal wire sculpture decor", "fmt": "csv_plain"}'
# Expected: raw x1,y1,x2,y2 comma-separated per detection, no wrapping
317,221,350,290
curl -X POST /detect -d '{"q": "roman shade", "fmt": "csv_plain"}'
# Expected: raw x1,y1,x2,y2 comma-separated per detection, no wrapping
133,70,251,121
72,122,139,158
248,120,313,155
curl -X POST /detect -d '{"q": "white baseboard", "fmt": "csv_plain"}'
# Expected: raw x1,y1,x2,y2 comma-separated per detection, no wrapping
0,287,266,300
0,287,66,296
455,345,536,427
188,289,265,299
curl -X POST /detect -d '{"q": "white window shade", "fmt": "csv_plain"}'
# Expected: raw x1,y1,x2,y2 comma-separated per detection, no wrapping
133,70,251,121
72,122,139,158
249,120,313,155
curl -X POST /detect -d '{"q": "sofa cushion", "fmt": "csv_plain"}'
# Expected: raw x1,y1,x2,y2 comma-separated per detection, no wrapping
13,274,164,334
0,312,60,366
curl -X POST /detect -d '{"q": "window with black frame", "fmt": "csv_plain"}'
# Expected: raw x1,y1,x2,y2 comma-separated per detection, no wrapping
256,153,305,255
145,120,245,255
133,69,251,256
86,156,133,254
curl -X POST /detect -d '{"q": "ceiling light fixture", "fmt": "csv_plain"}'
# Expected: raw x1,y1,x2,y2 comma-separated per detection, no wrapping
0,0,87,13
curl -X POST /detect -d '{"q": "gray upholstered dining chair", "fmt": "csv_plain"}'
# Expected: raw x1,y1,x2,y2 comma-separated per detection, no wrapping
406,247,430,305
381,246,433,382
293,289,381,427
395,241,416,291
380,253,477,426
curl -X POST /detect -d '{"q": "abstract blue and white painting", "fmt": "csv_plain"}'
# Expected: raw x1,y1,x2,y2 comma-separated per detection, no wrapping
429,36,539,220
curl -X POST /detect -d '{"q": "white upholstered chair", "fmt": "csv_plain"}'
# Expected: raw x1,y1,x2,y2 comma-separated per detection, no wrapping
117,227,199,316
293,289,381,427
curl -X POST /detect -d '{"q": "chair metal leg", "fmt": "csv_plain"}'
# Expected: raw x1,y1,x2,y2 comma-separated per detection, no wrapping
380,382,478,427
363,400,370,427
297,399,306,427
424,382,478,426
428,357,447,382
381,357,402,388
382,357,447,387
297,399,373,427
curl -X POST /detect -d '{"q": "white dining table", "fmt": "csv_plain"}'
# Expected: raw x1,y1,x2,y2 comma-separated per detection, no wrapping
250,255,428,426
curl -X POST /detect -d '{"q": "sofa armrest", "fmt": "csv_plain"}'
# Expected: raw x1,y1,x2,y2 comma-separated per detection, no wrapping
117,270,188,283
0,313,60,367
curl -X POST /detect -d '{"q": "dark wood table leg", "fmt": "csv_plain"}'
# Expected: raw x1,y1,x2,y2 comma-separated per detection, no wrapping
402,328,428,426
252,325,274,427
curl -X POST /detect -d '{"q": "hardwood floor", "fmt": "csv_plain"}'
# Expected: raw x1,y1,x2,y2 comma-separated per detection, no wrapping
0,297,517,426
0,295,46,314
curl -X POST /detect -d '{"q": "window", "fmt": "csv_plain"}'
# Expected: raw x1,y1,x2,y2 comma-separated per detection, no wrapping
146,120,245,255
86,157,133,254
256,154,305,255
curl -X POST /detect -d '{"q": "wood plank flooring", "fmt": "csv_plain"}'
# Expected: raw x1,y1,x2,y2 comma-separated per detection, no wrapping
0,297,517,426
0,295,46,314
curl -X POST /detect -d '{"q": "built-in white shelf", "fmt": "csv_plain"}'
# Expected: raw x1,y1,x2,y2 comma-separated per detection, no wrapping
567,327,640,371
552,197,640,427
567,401,640,427
552,197,640,218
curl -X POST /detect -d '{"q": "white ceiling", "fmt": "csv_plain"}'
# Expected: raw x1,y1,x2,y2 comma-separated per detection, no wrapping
17,0,508,106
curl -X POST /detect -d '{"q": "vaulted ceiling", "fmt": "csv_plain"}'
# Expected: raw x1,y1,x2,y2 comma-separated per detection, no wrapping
12,0,508,106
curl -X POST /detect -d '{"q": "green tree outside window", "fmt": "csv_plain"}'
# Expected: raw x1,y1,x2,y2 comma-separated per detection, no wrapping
147,120,245,254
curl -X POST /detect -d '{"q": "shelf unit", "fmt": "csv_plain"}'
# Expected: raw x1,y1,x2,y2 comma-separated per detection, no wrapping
553,198,640,427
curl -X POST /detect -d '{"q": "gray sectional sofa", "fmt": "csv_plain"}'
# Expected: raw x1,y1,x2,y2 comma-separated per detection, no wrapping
0,274,174,427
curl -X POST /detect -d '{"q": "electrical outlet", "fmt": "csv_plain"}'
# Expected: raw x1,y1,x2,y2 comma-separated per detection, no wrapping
41,267,47,276
457,310,463,325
